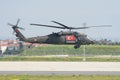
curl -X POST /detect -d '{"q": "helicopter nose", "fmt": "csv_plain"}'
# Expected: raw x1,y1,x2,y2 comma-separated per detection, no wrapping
86,38,94,44
90,40,95,44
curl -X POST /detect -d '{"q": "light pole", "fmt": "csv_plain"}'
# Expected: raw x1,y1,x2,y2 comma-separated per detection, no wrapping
82,23,87,61
83,45,86,61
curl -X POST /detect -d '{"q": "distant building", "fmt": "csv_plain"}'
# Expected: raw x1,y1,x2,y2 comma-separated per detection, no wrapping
0,39,23,55
0,39,48,55
0,44,7,54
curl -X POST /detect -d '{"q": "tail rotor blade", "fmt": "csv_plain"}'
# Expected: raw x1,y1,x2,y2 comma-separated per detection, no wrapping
8,23,15,27
16,19,20,26
18,27,25,30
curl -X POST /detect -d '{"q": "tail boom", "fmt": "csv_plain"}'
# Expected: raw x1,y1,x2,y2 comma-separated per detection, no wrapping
12,27,26,41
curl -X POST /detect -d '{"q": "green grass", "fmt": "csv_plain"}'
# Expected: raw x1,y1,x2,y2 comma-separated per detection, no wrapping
21,45,120,56
1,56,120,62
1,45,120,61
0,75,120,80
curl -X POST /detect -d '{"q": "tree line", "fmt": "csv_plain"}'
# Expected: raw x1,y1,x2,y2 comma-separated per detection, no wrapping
93,39,120,45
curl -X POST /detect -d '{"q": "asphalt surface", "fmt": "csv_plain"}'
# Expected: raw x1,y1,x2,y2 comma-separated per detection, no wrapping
0,62,120,75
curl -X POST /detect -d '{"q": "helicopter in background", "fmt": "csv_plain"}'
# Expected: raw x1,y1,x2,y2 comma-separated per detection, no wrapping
8,19,111,49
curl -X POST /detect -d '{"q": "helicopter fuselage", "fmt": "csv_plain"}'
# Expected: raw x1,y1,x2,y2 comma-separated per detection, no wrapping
26,31,93,46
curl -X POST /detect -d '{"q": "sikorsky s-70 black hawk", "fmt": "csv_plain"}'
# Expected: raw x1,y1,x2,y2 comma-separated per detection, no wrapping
8,19,111,49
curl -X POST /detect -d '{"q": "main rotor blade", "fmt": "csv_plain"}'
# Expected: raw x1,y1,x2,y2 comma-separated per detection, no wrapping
70,25,112,29
30,24,65,29
70,27,89,29
86,25,112,28
31,23,112,30
51,21,70,29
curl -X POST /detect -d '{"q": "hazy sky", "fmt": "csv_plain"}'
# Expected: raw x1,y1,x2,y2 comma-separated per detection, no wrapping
0,0,120,41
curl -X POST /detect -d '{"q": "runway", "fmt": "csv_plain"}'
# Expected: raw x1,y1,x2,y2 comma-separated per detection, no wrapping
0,62,120,75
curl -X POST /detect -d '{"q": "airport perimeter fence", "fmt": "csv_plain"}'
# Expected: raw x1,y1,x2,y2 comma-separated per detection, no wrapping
20,45,120,57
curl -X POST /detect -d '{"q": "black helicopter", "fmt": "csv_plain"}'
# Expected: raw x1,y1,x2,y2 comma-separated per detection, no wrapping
8,19,111,49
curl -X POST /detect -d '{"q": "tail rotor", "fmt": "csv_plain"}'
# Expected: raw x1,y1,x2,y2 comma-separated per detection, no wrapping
8,19,26,41
8,19,25,34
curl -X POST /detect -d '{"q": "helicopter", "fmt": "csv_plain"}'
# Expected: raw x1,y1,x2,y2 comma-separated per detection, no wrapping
8,19,111,49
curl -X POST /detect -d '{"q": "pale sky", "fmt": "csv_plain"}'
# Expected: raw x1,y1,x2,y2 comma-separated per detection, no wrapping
0,0,120,41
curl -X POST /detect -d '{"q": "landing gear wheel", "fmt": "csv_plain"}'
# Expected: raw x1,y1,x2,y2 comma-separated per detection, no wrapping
74,44,80,49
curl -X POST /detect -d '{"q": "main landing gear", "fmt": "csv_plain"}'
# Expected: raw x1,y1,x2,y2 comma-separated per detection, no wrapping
74,44,80,49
